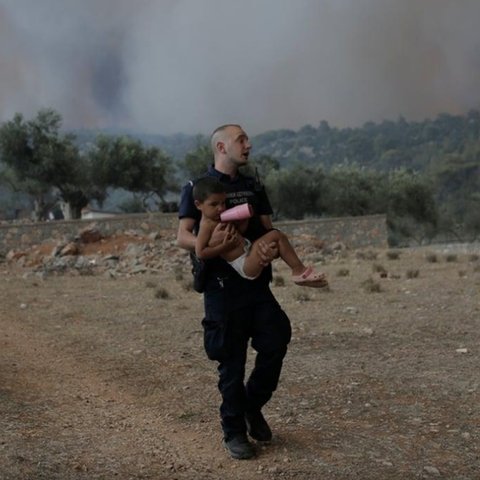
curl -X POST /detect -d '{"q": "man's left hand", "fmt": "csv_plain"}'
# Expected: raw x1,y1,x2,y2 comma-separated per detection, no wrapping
257,240,279,266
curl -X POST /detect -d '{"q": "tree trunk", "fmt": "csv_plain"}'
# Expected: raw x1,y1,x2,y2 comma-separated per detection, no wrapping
60,191,88,220
32,196,49,221
59,201,72,220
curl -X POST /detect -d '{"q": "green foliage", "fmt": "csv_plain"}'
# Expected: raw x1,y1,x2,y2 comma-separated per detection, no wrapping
385,169,438,245
247,154,280,179
322,164,385,217
262,160,437,246
89,134,177,207
265,165,326,219
181,141,213,179
118,196,146,214
0,109,178,219
249,111,480,241
0,109,92,219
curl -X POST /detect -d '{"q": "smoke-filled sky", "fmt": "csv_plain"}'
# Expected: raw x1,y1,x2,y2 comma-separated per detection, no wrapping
1,0,479,135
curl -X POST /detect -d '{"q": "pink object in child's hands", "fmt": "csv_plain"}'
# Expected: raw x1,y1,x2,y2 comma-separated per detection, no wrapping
220,203,253,222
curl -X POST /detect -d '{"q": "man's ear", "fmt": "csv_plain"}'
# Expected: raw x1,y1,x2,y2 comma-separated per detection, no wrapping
216,141,226,154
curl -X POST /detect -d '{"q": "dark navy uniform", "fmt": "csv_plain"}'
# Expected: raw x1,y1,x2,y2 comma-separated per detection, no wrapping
178,165,291,440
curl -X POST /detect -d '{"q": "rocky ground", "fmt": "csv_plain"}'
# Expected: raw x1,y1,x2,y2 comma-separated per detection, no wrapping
1,226,479,479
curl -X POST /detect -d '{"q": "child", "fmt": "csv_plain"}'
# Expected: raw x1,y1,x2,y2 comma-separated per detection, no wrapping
193,177,328,288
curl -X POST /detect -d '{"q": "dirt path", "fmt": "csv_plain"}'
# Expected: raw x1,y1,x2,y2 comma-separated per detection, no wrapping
1,247,479,479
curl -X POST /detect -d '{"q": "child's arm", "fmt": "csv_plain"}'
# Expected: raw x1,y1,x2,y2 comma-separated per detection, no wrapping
195,220,237,259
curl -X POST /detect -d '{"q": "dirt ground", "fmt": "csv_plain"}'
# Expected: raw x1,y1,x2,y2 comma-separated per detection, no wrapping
1,239,479,480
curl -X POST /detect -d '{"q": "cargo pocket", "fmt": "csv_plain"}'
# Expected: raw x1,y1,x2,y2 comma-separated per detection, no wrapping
202,289,229,361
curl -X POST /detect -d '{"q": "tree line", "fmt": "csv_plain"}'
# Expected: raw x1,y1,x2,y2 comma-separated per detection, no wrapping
0,109,177,220
1,108,479,245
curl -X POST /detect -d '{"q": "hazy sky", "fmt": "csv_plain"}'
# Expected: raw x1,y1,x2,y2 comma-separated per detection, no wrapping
1,0,479,135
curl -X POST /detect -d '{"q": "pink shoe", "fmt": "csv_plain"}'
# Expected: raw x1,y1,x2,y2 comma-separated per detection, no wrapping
292,266,328,288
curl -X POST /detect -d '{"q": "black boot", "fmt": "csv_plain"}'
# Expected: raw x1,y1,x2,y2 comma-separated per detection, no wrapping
223,433,256,459
245,411,272,442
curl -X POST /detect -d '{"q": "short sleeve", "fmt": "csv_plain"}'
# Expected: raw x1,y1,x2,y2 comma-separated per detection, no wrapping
178,182,200,221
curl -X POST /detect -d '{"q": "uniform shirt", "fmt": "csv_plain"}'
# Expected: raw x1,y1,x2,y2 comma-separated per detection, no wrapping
178,165,274,293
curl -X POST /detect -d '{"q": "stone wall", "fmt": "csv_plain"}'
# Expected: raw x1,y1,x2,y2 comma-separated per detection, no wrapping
276,214,388,249
0,213,388,253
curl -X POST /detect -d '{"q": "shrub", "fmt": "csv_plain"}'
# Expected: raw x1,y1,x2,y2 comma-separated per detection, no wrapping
182,280,194,292
356,250,378,261
293,291,311,302
425,253,438,263
406,269,419,279
386,250,401,260
174,267,184,282
445,253,458,263
155,287,170,299
372,263,387,274
361,277,382,293
337,268,350,277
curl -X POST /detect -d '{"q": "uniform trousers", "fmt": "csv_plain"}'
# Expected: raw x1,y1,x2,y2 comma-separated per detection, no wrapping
202,283,291,440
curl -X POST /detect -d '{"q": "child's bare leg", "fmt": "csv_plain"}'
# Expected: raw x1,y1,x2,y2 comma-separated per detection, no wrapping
244,230,306,277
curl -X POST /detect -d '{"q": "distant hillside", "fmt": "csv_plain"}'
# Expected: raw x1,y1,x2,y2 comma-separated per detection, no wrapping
73,110,480,174
252,111,480,172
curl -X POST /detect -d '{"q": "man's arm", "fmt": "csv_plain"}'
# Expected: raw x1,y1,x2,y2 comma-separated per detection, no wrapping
259,214,273,231
176,217,197,252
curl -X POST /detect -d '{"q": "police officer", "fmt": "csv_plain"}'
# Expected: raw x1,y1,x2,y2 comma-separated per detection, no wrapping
177,124,291,460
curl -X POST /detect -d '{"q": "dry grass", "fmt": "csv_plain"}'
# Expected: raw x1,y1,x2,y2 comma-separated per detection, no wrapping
361,276,382,292
372,263,387,274
1,244,479,480
406,269,420,279
386,250,401,260
154,287,170,299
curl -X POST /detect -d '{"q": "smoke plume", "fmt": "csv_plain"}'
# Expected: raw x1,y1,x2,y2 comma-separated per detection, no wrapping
1,0,479,135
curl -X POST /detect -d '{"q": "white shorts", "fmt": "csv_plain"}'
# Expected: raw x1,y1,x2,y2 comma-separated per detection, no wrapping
227,239,259,280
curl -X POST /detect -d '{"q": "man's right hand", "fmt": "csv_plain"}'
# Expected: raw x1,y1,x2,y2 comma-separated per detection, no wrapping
210,223,241,248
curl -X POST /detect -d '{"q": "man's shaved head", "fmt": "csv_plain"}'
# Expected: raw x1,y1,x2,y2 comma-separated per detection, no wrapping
210,124,242,152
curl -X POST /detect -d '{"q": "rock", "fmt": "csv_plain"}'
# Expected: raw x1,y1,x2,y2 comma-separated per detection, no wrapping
423,466,440,476
6,250,27,262
148,231,161,241
332,241,346,251
60,242,79,256
79,226,102,244
125,243,148,257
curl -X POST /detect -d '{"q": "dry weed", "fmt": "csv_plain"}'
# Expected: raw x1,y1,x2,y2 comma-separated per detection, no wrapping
406,269,420,279
361,277,382,293
386,250,401,260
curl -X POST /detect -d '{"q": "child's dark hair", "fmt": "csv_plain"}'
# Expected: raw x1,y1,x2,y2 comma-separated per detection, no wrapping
192,177,226,202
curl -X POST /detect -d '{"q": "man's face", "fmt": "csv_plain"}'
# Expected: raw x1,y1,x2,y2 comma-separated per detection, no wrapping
223,126,251,167
196,192,227,221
